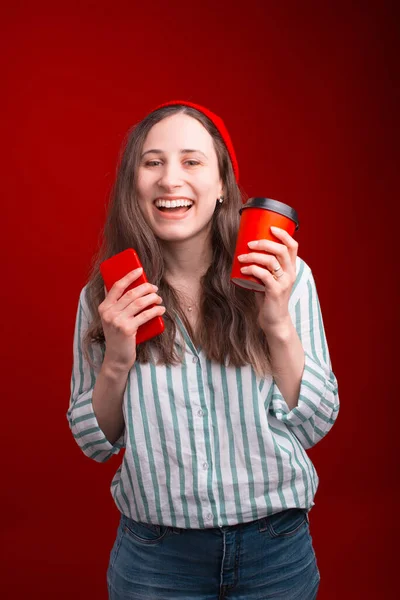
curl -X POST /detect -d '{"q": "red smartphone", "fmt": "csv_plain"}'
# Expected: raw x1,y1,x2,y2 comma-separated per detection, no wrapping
100,248,165,345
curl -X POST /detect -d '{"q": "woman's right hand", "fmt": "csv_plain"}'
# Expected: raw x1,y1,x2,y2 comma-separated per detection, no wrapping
98,268,165,372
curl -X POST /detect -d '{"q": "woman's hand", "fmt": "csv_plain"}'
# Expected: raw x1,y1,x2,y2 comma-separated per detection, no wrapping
237,226,298,334
98,268,166,372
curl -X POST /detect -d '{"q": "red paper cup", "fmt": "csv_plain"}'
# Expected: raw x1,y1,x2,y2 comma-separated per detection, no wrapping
231,197,299,292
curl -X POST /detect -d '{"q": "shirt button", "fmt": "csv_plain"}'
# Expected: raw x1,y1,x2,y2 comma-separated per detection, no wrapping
206,513,213,520
197,409,204,417
192,356,199,363
203,462,208,470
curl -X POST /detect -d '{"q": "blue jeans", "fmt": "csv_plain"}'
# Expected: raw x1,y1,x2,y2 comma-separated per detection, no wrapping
107,509,320,599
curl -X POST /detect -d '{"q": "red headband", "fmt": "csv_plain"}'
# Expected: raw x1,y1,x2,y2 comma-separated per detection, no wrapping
153,100,239,183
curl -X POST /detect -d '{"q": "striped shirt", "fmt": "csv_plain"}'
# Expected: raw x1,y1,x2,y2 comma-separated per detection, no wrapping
67,256,339,529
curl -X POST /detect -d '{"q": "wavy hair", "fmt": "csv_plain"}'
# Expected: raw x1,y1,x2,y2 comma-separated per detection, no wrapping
82,105,272,376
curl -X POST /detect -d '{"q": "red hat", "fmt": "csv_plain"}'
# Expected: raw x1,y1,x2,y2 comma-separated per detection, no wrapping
153,100,239,183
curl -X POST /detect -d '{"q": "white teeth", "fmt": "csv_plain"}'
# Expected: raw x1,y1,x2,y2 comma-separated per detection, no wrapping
155,199,194,208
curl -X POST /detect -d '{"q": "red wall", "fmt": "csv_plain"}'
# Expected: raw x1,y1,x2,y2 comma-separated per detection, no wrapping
1,1,397,598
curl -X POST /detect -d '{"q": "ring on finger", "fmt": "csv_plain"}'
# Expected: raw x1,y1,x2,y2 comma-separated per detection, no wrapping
272,264,284,279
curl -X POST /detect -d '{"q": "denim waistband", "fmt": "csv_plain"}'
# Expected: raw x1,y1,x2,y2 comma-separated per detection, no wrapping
122,508,309,536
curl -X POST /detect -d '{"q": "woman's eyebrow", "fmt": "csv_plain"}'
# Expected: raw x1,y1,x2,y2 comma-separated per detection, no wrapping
141,149,208,159
181,149,208,158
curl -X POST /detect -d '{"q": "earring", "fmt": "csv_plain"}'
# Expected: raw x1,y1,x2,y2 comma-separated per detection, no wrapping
218,196,224,204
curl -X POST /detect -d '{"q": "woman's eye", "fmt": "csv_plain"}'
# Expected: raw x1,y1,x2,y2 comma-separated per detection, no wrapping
185,160,200,166
145,160,162,166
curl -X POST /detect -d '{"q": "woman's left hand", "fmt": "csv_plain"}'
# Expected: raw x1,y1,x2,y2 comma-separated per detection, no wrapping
237,226,298,334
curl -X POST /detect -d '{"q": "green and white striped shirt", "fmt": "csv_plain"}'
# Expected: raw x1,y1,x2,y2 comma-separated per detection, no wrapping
67,256,339,529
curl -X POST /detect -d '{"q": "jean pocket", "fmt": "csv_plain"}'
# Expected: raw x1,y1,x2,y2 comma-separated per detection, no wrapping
266,509,308,539
122,516,172,545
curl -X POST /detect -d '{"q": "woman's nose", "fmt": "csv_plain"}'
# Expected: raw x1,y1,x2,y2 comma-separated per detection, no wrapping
157,161,184,189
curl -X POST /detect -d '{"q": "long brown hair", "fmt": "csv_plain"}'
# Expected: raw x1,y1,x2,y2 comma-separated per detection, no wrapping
82,105,272,376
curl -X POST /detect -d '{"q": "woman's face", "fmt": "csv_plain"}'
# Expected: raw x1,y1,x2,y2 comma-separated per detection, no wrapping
136,113,223,244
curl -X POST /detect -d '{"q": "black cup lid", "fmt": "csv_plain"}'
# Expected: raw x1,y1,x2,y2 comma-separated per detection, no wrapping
240,197,299,230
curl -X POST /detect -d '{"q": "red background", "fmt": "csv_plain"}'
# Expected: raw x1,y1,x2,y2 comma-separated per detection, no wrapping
1,1,398,598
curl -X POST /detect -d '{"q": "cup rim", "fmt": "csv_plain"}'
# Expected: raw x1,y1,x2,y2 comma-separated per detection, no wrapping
240,197,299,230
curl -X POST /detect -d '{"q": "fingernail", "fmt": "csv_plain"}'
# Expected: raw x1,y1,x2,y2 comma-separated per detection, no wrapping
248,241,258,248
270,226,281,232
237,254,247,261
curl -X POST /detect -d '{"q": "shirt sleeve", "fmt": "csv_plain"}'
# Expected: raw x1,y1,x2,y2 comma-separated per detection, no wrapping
66,286,125,463
268,259,340,449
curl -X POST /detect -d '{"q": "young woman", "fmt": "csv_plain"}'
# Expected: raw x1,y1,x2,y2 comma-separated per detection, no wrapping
67,100,339,599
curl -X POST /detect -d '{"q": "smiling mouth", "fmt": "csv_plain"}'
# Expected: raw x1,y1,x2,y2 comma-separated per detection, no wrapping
154,199,194,213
